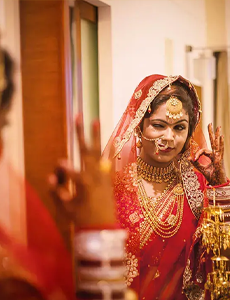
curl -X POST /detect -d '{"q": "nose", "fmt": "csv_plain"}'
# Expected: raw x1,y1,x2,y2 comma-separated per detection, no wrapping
163,127,174,141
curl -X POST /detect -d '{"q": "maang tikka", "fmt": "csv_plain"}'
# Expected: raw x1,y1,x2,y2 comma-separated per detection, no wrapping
166,96,183,120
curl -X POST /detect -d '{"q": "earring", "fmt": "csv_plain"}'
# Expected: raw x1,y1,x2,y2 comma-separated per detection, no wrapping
137,138,142,149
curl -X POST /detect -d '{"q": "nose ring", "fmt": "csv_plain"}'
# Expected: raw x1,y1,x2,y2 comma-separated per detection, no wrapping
155,137,169,155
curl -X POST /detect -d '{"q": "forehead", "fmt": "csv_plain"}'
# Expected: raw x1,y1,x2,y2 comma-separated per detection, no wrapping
149,102,189,123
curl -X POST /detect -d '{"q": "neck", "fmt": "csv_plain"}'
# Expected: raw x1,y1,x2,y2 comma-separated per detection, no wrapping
139,152,173,168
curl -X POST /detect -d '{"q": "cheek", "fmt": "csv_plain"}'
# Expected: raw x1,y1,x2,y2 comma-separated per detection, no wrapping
175,131,188,148
142,126,159,138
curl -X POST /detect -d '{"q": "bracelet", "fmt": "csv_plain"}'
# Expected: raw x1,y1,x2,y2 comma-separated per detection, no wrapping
75,229,128,299
206,185,230,202
74,229,127,261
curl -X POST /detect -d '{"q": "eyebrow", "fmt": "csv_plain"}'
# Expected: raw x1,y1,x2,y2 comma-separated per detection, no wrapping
150,119,189,125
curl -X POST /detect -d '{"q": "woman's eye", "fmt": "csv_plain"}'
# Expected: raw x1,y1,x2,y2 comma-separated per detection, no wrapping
152,124,164,129
174,125,185,131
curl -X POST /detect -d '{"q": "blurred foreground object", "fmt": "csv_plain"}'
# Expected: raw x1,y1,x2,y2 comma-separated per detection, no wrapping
50,118,132,299
75,229,128,300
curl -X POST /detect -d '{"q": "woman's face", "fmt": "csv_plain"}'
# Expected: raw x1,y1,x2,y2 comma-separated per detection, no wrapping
140,102,189,167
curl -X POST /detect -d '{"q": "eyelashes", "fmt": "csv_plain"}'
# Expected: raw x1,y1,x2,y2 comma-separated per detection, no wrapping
151,123,186,131
174,125,186,131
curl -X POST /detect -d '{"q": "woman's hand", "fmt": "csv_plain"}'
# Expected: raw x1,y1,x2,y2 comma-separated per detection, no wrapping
188,123,227,186
48,116,116,228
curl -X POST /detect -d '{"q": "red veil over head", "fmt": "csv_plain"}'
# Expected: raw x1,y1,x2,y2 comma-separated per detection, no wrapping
103,74,206,167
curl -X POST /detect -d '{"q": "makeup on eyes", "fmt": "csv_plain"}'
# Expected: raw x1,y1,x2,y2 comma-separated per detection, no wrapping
150,118,188,125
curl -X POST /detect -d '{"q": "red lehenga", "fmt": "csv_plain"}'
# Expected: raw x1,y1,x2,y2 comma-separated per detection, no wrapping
103,75,218,300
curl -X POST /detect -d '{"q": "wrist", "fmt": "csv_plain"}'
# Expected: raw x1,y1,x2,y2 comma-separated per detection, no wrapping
206,179,229,189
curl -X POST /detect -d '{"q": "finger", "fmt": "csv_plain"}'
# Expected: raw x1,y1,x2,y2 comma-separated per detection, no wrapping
220,135,224,159
189,159,210,180
57,160,82,182
208,123,215,150
49,185,72,202
189,158,204,170
91,119,101,157
192,148,213,161
215,126,221,151
75,114,88,159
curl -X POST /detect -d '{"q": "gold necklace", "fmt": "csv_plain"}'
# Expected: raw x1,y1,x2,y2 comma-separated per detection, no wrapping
137,156,176,183
138,177,184,239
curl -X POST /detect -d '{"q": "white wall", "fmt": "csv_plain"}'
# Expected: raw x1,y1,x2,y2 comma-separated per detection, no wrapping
108,0,206,125
226,0,230,85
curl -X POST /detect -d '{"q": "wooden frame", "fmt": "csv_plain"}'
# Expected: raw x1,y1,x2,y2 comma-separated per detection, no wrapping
20,0,72,248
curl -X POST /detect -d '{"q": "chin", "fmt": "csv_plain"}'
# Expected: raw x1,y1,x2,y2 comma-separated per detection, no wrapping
151,152,178,164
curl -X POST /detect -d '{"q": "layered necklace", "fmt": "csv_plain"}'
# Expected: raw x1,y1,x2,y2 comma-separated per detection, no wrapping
137,156,176,183
137,156,184,239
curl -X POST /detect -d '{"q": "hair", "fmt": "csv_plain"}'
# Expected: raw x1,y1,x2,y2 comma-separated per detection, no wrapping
140,82,195,138
1,49,15,111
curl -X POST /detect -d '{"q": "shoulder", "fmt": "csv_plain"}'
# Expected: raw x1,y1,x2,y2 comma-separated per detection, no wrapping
114,162,138,194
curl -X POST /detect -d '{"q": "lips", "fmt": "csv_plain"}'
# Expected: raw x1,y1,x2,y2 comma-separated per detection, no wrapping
159,146,174,153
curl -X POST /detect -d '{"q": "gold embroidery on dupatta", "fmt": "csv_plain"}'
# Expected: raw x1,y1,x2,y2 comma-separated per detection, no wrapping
122,162,138,193
113,76,179,158
180,156,204,219
183,259,204,300
134,89,142,99
125,252,139,286
129,212,140,224
183,259,192,288
193,226,202,241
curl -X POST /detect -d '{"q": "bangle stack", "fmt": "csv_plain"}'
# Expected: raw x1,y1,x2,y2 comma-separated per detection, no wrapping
207,185,230,222
203,185,230,299
74,229,128,300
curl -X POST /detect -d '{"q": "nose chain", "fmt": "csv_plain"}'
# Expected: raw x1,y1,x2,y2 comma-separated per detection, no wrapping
140,133,172,155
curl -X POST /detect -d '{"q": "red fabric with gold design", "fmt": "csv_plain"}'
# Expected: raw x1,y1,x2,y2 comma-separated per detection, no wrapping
103,74,210,299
